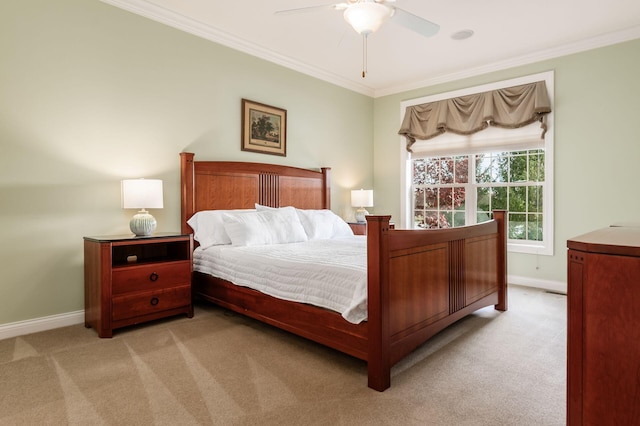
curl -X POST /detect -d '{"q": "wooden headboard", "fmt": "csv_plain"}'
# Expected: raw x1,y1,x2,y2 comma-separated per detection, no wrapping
180,152,331,234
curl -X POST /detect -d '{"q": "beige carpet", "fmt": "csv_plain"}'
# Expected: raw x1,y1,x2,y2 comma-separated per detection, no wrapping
0,285,566,425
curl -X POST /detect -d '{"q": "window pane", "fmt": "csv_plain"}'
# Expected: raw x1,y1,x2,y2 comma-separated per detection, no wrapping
508,186,526,212
413,160,426,185
439,187,453,210
477,212,492,223
494,155,508,183
529,150,545,182
477,187,490,211
414,188,425,209
477,153,510,183
527,213,543,241
425,188,437,208
424,212,440,228
475,154,492,183
454,188,466,211
454,212,466,227
441,159,454,184
509,154,527,182
528,186,543,213
492,187,508,210
425,159,439,184
455,157,468,183
442,211,453,228
509,213,526,240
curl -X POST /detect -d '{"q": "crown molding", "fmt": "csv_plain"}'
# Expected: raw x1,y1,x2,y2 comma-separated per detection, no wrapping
100,0,639,99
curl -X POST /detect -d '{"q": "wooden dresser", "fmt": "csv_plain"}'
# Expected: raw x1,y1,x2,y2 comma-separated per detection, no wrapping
567,226,640,425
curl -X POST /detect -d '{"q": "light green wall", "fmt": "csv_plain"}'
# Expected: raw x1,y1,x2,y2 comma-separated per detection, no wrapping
374,38,640,287
0,0,373,325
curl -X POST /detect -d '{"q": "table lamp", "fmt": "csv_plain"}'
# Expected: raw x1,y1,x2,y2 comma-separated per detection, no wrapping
351,189,373,223
121,178,163,236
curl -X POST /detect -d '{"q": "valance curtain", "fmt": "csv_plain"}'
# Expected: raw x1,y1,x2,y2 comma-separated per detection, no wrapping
398,81,552,152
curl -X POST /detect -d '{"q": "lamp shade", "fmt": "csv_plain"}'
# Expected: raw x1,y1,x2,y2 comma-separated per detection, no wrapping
351,189,373,208
121,179,163,209
343,2,393,35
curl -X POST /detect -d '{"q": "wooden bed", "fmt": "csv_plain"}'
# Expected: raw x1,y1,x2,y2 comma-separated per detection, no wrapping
180,152,508,391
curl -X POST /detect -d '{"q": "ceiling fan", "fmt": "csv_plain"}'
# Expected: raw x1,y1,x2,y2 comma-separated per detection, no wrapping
276,0,440,77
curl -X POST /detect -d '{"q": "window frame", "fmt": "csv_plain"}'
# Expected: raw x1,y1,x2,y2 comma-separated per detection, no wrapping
399,71,554,255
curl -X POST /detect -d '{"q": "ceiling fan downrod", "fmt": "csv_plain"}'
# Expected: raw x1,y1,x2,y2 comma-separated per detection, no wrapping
362,34,367,78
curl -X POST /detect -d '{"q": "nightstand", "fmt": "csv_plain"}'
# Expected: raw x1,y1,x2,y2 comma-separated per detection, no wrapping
83,233,193,338
348,222,367,235
348,222,395,235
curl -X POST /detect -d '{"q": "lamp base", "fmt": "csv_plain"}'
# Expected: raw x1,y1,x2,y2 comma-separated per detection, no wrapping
130,210,157,236
355,208,369,223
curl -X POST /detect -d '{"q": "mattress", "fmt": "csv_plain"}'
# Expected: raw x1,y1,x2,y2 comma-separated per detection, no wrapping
193,236,368,324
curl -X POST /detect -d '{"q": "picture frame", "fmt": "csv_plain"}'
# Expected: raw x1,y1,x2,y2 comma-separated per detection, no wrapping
241,99,287,157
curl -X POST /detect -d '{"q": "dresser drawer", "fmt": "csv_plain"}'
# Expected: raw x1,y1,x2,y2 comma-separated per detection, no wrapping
112,285,191,321
112,261,191,294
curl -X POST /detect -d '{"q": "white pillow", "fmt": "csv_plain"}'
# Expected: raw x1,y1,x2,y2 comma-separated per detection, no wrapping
223,207,308,246
187,209,255,248
295,209,354,239
255,204,353,240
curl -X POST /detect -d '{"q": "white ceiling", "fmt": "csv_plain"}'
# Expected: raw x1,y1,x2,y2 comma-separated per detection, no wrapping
102,0,640,97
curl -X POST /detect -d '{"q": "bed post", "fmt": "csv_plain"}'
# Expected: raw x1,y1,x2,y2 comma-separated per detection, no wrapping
493,210,508,311
180,152,195,235
365,215,393,391
321,167,331,209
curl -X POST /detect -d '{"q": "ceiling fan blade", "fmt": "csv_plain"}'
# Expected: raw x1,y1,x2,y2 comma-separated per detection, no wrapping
275,3,340,15
391,7,440,37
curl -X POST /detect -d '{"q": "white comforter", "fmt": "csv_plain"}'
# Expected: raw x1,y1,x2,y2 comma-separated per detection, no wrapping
193,237,368,324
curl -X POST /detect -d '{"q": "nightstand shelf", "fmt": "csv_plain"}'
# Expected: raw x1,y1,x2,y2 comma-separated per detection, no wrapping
83,233,193,338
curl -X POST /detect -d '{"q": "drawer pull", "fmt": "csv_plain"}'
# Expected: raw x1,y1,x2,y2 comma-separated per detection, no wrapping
150,297,159,306
149,272,159,282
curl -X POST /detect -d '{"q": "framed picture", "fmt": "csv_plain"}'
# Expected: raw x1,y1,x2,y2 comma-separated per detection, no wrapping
241,99,287,157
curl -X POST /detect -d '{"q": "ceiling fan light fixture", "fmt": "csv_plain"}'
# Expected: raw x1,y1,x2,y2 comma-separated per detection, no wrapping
343,2,393,35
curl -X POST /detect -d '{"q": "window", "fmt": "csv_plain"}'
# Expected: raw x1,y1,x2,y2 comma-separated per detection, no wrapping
413,156,469,229
413,149,545,240
400,72,554,255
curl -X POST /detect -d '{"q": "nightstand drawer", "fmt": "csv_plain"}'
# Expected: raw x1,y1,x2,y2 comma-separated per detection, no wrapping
112,261,191,294
112,285,191,321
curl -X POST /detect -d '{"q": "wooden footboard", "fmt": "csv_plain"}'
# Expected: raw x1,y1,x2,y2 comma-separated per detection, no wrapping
365,212,507,391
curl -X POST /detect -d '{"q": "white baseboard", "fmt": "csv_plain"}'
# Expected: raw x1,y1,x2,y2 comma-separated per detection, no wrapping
0,310,85,341
508,275,567,294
